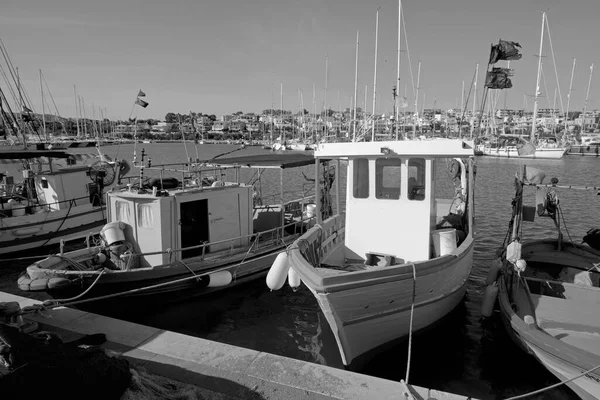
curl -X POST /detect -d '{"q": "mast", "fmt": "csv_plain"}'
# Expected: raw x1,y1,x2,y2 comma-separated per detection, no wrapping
325,55,329,140
396,0,402,139
39,70,47,140
413,60,421,138
470,63,479,139
531,11,546,143
280,82,283,143
371,7,380,142
74,85,80,138
582,63,594,134
312,82,316,141
353,31,359,141
564,58,576,134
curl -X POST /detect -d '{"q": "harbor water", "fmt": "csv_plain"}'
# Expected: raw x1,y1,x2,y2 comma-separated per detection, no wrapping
3,142,600,399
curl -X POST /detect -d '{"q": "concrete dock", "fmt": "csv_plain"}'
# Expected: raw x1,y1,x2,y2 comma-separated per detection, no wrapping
0,291,474,400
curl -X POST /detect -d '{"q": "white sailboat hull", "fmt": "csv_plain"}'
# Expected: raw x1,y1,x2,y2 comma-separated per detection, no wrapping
478,146,567,159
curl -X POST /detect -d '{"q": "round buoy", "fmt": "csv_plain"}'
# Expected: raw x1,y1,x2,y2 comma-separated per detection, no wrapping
481,281,499,318
288,267,301,290
266,252,289,291
0,302,21,318
93,253,108,265
485,258,503,286
207,271,233,288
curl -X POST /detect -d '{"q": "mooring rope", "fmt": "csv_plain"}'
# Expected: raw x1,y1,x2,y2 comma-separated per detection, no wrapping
504,363,600,400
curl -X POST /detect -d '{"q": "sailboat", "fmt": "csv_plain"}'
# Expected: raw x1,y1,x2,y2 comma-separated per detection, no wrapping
477,13,568,159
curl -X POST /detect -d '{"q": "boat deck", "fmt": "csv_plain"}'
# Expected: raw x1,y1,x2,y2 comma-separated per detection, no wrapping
541,324,600,357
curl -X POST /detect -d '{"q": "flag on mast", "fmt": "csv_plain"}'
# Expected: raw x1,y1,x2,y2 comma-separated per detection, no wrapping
489,40,522,64
137,90,146,97
135,98,149,108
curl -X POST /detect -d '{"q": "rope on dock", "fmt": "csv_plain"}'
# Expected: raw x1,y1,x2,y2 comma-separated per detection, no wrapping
504,363,600,400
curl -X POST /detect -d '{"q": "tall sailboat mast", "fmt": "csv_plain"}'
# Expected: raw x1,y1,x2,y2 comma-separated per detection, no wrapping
353,31,359,141
470,63,479,139
73,85,80,138
39,70,47,140
564,58,576,134
413,61,421,138
531,11,546,143
396,0,402,140
371,7,380,142
581,63,594,134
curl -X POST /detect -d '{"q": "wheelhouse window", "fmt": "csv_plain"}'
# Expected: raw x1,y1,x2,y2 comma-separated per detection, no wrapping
115,200,132,223
375,158,402,200
137,204,155,229
353,158,369,199
407,158,426,201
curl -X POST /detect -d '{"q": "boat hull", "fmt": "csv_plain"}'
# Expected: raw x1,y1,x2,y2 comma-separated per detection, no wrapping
497,240,600,400
289,216,474,366
0,205,106,256
567,145,600,157
478,146,567,159
21,246,283,315
498,277,600,400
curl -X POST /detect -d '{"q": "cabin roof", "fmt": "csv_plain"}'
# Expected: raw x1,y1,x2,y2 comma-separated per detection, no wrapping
314,139,475,158
0,149,74,160
210,153,316,169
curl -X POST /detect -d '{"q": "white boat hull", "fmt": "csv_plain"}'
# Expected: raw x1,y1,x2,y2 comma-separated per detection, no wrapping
478,146,567,159
0,205,106,255
311,266,471,366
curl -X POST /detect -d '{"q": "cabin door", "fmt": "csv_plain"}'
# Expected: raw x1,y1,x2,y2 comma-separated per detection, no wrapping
180,199,209,258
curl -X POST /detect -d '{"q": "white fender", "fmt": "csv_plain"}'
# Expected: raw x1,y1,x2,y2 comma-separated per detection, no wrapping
207,270,233,287
266,252,289,291
480,281,499,318
288,267,301,289
485,258,503,286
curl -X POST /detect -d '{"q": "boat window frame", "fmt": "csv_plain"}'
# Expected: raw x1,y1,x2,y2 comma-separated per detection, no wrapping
407,158,426,201
352,158,370,199
375,158,402,200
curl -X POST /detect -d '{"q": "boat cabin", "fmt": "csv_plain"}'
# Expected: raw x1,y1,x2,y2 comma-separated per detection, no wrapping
0,150,102,216
314,140,474,263
105,152,318,269
106,182,253,269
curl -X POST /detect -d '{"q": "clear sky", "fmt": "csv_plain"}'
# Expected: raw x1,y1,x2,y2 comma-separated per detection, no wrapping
2,0,599,121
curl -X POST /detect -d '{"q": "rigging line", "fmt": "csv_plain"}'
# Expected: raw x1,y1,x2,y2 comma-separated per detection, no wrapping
0,62,20,106
544,16,566,116
0,39,22,102
540,64,552,112
42,71,64,122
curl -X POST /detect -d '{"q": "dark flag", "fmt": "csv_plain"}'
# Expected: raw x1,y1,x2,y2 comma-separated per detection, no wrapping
135,98,149,108
22,105,33,113
129,117,137,123
489,40,522,64
485,67,514,89
137,90,146,97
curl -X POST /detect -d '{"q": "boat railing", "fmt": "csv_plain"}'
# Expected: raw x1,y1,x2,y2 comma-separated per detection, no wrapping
131,214,316,264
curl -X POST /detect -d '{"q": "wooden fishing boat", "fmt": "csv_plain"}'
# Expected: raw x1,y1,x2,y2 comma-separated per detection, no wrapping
267,139,476,367
17,152,320,314
492,165,600,400
0,148,126,256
